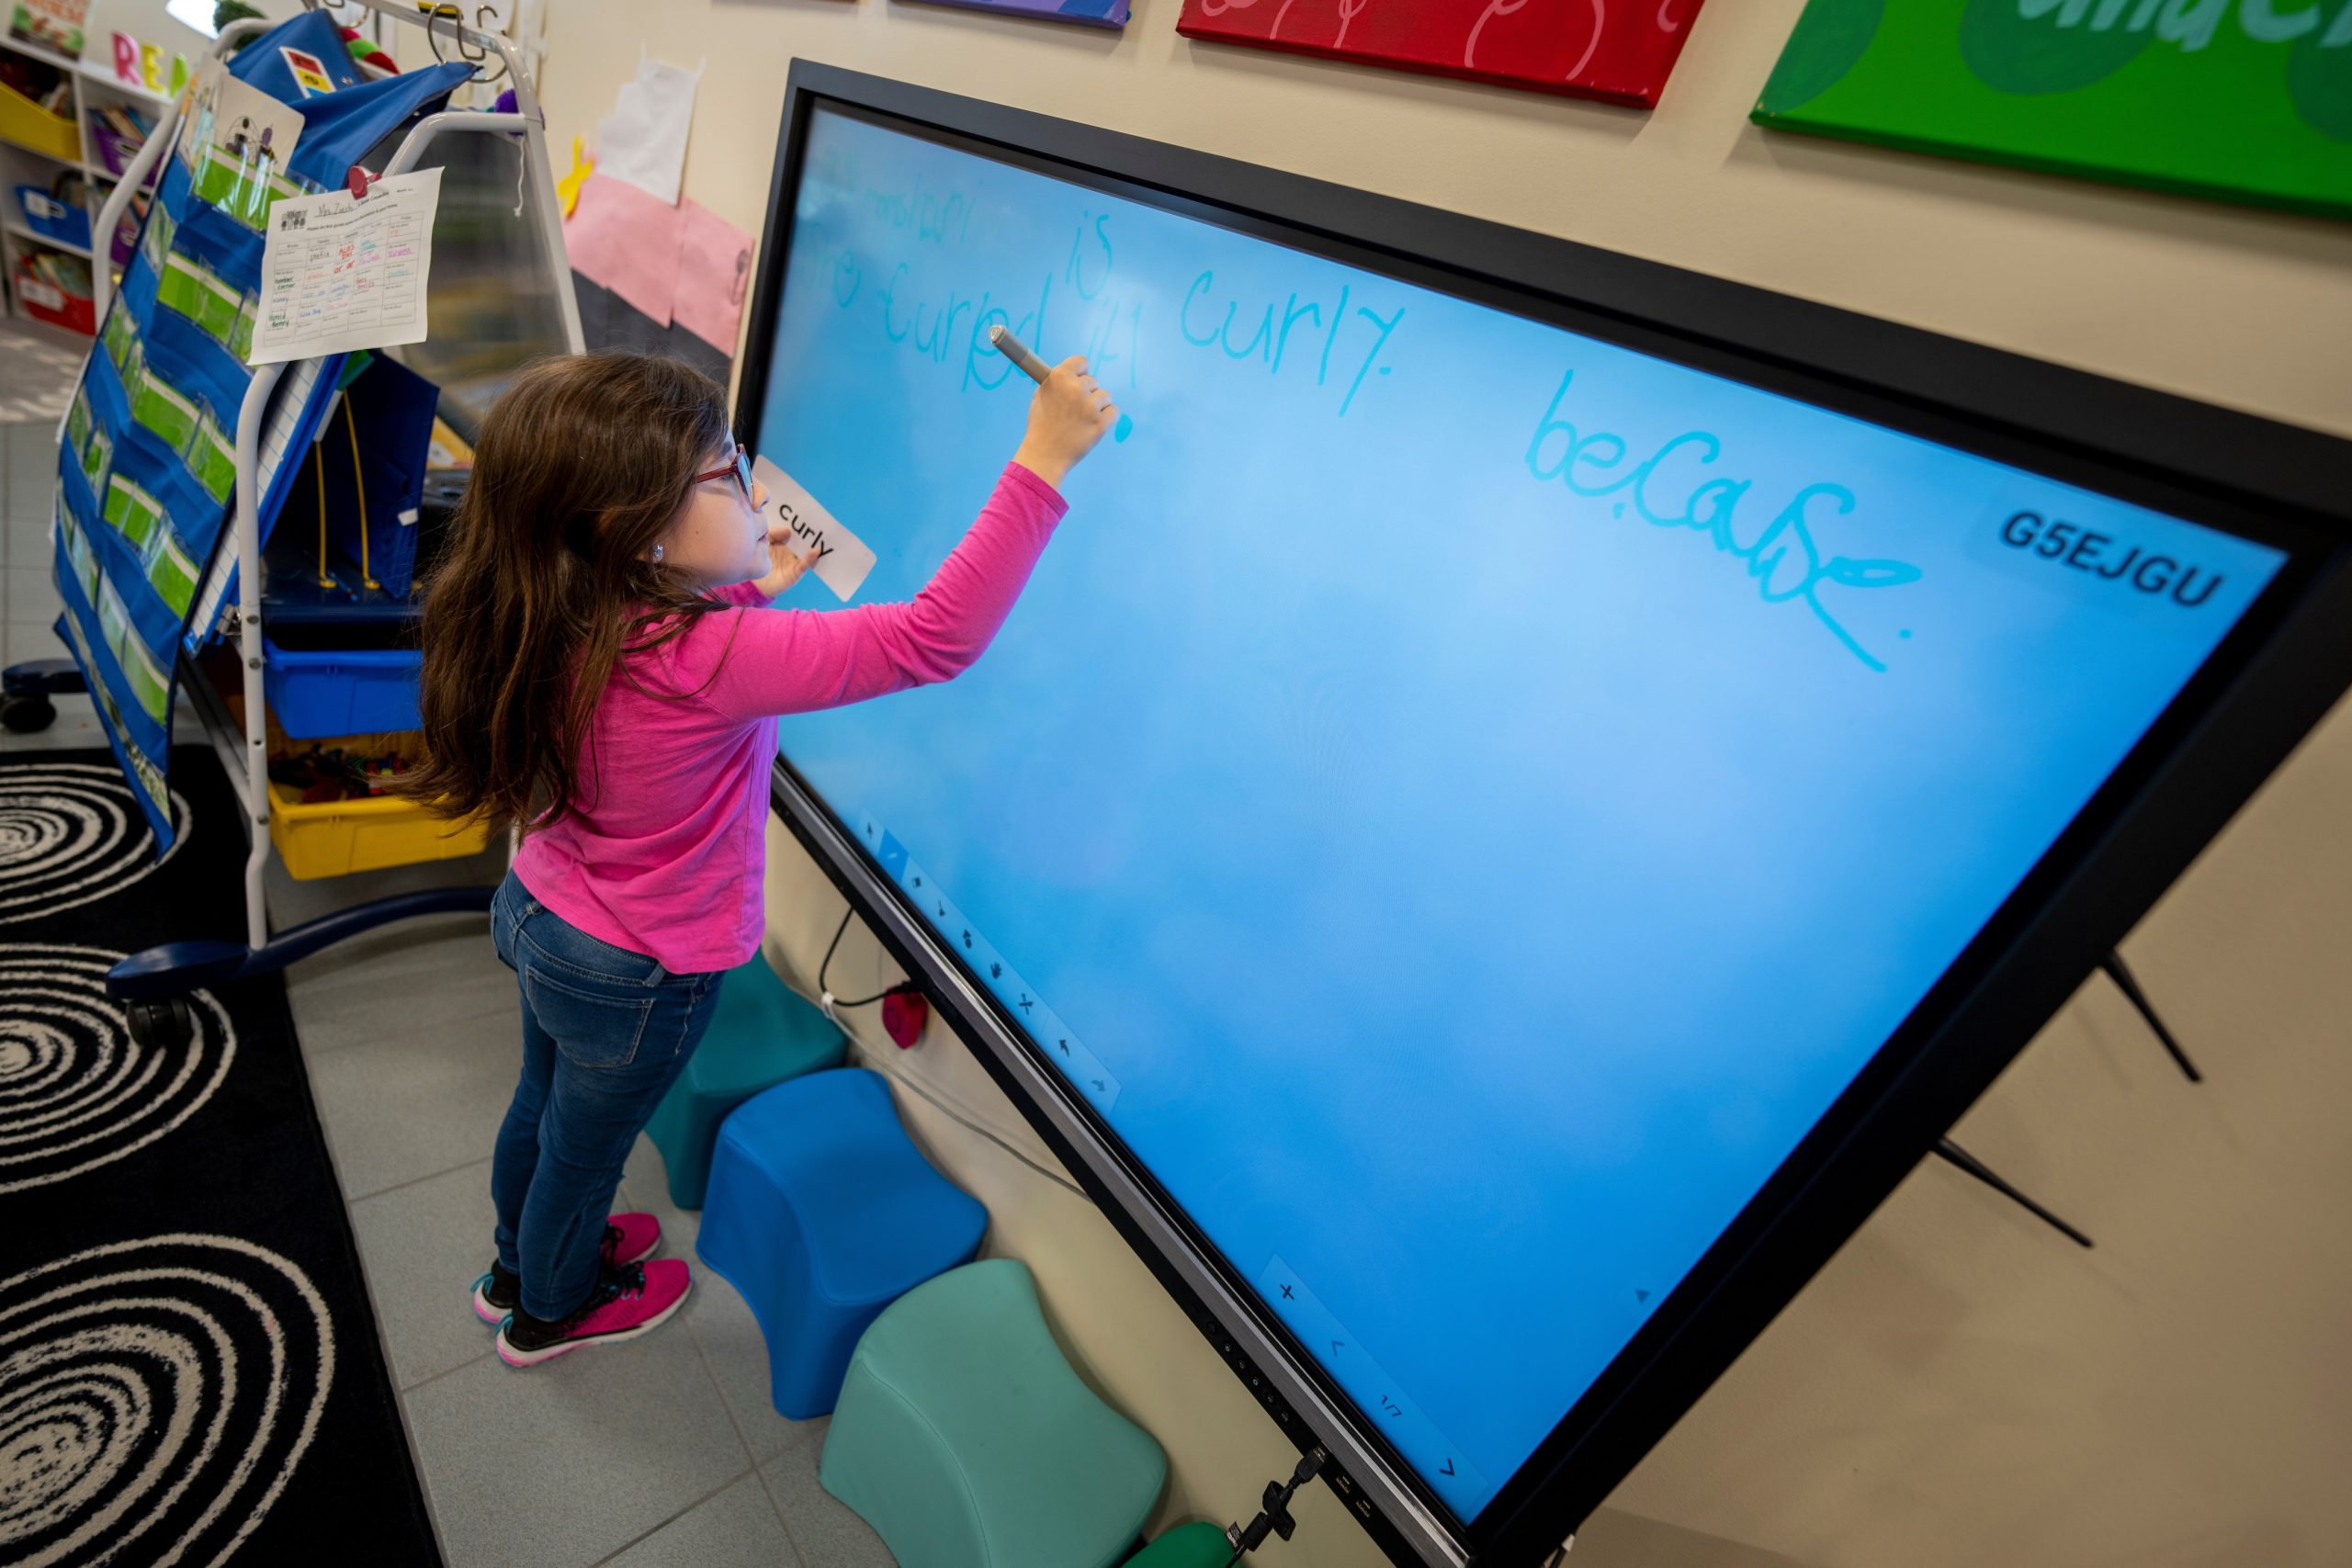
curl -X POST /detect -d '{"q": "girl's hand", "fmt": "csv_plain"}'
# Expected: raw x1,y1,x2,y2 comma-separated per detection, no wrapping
1011,355,1116,491
752,518,823,599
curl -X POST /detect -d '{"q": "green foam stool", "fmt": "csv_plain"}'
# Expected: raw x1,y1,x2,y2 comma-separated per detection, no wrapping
1124,1522,1233,1566
641,953,845,1208
820,1258,1167,1568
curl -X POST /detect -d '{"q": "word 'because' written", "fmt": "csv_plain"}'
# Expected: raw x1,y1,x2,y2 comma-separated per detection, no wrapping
1526,370,1923,672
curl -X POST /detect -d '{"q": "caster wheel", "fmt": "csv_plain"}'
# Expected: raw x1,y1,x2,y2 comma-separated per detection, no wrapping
2,696,56,734
126,996,195,1049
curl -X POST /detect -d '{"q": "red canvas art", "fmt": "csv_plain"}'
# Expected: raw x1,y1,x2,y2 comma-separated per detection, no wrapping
1176,0,1706,107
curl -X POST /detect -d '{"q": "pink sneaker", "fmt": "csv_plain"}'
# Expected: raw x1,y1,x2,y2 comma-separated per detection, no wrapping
496,1258,692,1367
602,1213,662,1269
469,1213,662,1325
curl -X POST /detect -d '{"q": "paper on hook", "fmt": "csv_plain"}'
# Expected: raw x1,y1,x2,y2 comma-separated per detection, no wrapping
594,47,700,207
248,168,444,365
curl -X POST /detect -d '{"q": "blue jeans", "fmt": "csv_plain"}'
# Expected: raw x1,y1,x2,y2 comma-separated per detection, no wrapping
489,872,724,1320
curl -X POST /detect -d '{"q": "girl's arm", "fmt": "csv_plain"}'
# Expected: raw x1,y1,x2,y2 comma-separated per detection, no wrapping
689,461,1068,720
711,579,778,608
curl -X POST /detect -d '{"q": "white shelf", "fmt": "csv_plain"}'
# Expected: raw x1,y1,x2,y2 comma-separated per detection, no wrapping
0,30,85,76
0,144,153,188
3,217,92,258
0,134,80,167
79,68,174,109
0,32,175,107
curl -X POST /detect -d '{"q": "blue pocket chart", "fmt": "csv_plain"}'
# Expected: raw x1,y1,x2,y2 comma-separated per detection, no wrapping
750,106,2286,1521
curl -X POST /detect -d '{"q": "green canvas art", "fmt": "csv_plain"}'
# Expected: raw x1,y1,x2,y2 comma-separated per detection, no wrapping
1756,0,2352,220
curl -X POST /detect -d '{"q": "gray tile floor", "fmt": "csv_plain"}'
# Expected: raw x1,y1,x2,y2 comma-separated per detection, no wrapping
2,417,107,750
1,400,889,1565
0,317,84,423
290,899,904,1568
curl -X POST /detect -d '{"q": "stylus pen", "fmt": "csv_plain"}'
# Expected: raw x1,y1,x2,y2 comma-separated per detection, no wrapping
989,324,1133,443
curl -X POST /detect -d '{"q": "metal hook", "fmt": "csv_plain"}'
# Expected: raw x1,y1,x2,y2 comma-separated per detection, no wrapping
469,6,513,86
415,1,508,85
417,4,462,66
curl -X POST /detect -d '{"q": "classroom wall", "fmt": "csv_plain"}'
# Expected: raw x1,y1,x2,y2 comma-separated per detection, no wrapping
526,3,2352,1564
78,0,211,66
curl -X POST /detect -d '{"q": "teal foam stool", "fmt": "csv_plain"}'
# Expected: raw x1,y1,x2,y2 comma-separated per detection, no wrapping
641,954,844,1208
1124,1522,1233,1566
821,1258,1167,1568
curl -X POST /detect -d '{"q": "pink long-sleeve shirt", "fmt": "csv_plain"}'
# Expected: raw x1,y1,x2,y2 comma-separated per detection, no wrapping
512,462,1067,974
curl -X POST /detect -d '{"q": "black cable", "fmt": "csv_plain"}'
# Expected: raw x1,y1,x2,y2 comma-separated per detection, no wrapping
858,1047,1091,1198
818,905,900,1009
797,909,1092,1194
1222,1452,1323,1562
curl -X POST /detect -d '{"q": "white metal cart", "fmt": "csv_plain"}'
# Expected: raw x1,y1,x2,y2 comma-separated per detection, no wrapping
60,0,580,1045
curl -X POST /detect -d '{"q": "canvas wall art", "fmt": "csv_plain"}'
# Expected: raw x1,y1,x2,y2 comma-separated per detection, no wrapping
902,0,1131,30
1175,0,1709,108
1754,0,2352,220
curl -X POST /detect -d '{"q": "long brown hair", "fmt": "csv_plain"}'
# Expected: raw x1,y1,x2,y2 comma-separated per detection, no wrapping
406,352,731,833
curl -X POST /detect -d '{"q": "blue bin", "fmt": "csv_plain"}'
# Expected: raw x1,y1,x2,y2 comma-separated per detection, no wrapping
262,638,422,738
14,185,92,251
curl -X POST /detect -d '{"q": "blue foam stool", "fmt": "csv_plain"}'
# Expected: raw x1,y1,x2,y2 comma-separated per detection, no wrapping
696,1067,988,1418
821,1258,1167,1568
641,954,844,1209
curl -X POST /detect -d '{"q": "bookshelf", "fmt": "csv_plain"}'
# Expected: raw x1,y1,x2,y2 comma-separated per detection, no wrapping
0,28,170,333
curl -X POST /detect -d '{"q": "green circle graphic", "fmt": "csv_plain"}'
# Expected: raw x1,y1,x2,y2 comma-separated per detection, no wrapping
1759,0,1886,115
2289,28,2352,142
1960,0,2151,95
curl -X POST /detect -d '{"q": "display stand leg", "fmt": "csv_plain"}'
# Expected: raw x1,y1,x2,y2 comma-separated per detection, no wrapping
2100,951,2200,1085
1,651,86,732
233,366,285,955
1931,1138,2093,1249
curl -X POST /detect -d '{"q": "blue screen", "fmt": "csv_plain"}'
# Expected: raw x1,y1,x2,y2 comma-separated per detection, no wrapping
751,106,2285,1520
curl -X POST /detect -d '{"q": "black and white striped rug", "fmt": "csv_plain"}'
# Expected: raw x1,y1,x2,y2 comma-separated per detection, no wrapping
0,749,439,1566
0,761,188,927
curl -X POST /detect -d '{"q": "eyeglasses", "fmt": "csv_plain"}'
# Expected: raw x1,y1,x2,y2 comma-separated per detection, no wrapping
695,444,755,506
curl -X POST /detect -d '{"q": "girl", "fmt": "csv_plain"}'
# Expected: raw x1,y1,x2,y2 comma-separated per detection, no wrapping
410,349,1116,1367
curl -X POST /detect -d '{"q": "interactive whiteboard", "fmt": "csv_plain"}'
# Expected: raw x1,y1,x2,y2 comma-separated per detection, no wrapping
739,69,2350,1568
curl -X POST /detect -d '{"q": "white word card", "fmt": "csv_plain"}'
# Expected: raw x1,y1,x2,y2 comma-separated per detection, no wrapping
248,167,443,366
754,456,877,603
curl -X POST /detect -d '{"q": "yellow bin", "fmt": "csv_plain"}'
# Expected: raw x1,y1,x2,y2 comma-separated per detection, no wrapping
265,730,491,879
0,82,81,164
267,782,491,879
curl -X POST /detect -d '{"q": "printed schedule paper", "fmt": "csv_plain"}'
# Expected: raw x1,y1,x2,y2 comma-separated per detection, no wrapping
248,167,443,366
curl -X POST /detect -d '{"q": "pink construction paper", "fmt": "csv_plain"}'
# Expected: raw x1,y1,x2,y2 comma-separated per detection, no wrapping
675,199,752,356
564,173,681,326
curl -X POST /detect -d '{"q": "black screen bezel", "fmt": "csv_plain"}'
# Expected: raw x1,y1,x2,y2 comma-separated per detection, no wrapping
735,60,2352,1568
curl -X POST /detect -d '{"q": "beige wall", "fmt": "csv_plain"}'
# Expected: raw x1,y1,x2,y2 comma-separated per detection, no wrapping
543,3,2352,1563
532,0,2352,441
